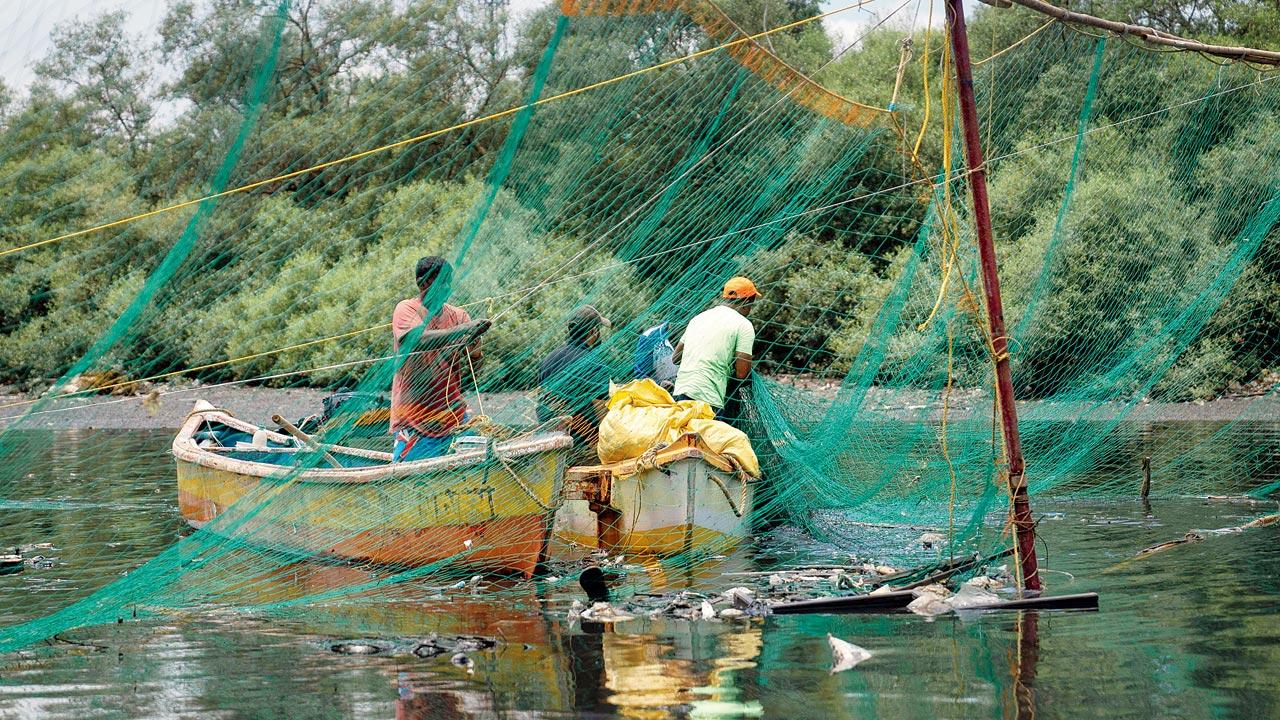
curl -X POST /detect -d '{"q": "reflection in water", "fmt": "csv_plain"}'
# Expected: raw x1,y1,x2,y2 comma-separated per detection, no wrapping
597,621,762,719
1012,611,1038,720
1,428,1279,718
158,548,767,719
390,618,765,720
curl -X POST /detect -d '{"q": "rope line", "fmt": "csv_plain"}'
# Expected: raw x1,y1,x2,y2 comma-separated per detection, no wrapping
486,0,915,324
3,67,1276,418
0,0,880,259
973,19,1055,67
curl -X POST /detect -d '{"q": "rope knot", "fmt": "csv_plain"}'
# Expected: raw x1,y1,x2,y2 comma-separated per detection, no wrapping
636,444,664,472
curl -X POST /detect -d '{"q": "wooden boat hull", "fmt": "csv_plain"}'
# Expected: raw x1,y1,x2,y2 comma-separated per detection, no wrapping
174,401,572,577
558,434,755,557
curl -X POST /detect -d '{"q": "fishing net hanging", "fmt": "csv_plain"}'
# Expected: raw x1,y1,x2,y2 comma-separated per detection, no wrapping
0,0,1277,650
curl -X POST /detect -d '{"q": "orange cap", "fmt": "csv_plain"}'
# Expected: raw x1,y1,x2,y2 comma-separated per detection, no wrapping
722,276,760,300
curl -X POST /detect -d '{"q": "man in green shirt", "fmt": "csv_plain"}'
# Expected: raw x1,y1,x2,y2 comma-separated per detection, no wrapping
672,276,758,421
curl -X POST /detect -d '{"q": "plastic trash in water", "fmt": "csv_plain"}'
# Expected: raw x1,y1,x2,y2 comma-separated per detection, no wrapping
828,633,872,673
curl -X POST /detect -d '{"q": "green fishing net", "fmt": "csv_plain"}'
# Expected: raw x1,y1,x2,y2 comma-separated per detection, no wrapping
0,0,1277,650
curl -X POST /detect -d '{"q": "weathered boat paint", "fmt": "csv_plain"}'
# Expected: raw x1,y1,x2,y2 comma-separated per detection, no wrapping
558,433,755,558
173,401,572,577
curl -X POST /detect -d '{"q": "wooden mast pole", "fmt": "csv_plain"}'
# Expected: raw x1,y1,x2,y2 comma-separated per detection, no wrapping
945,0,1041,592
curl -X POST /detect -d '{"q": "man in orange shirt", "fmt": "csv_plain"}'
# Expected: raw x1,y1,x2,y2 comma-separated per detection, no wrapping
390,256,484,462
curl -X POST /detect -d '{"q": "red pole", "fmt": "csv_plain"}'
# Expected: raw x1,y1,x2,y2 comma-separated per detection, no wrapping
945,0,1041,592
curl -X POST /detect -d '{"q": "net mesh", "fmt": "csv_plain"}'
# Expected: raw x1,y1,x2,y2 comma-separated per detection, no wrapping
1,0,1278,650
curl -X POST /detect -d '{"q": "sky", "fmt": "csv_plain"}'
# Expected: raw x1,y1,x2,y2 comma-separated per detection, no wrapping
0,0,943,95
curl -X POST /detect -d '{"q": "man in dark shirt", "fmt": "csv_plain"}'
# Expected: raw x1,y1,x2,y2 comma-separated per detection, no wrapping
537,306,613,453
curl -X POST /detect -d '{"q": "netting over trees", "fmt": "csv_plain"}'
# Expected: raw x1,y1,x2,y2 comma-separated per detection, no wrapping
1,0,1277,650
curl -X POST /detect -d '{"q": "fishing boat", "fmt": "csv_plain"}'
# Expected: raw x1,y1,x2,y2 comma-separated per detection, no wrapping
173,400,573,577
558,433,756,557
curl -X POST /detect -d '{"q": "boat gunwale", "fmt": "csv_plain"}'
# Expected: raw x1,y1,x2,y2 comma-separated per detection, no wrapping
565,433,755,479
174,402,573,485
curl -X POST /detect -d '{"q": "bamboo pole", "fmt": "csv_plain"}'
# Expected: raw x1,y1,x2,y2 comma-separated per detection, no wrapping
945,0,1042,592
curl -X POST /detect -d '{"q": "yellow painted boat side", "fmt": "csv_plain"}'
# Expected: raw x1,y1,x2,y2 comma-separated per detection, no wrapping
172,401,573,573
177,451,563,532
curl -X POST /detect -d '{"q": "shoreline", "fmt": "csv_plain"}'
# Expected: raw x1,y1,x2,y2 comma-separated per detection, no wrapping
1,381,1274,432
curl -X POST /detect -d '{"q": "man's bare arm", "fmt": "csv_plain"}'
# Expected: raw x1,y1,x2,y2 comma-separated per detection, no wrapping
733,352,752,379
673,342,683,364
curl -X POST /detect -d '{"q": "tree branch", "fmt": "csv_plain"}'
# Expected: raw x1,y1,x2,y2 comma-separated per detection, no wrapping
1006,0,1280,65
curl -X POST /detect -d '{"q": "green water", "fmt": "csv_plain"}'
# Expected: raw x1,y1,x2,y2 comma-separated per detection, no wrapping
1,429,1278,719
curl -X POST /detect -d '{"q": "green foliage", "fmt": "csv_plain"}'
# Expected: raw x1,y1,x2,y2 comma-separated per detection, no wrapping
716,0,834,74
752,233,897,374
0,0,1276,404
179,179,653,387
32,10,154,158
1003,161,1214,397
0,144,159,383
4,0,1280,656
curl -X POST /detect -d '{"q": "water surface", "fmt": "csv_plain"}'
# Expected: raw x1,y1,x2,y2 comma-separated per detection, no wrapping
1,429,1277,719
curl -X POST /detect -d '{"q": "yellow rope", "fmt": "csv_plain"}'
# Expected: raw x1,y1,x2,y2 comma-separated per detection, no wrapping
941,321,958,564
889,37,914,110
973,19,1055,67
910,1,935,163
0,323,390,410
0,13,1078,416
916,33,958,332
0,1,879,259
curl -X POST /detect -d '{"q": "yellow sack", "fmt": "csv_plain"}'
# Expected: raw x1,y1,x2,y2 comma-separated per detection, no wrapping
597,379,761,477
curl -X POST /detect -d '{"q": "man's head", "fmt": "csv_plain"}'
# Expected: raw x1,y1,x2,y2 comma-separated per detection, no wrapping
721,276,760,316
416,256,451,295
415,256,454,315
567,305,611,347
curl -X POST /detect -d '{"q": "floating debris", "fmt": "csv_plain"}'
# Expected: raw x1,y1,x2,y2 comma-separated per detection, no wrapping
580,602,635,622
331,642,382,655
916,583,950,598
412,641,449,659
946,582,1001,610
453,636,497,652
450,652,473,668
1136,513,1279,558
723,586,755,608
1137,531,1205,556
965,575,1004,591
906,593,951,618
408,635,498,658
548,556,1025,626
827,633,871,673
917,532,945,550
988,564,1014,583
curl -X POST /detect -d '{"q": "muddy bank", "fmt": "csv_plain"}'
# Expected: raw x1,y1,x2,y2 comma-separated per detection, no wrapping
0,385,537,431
0,381,1273,431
